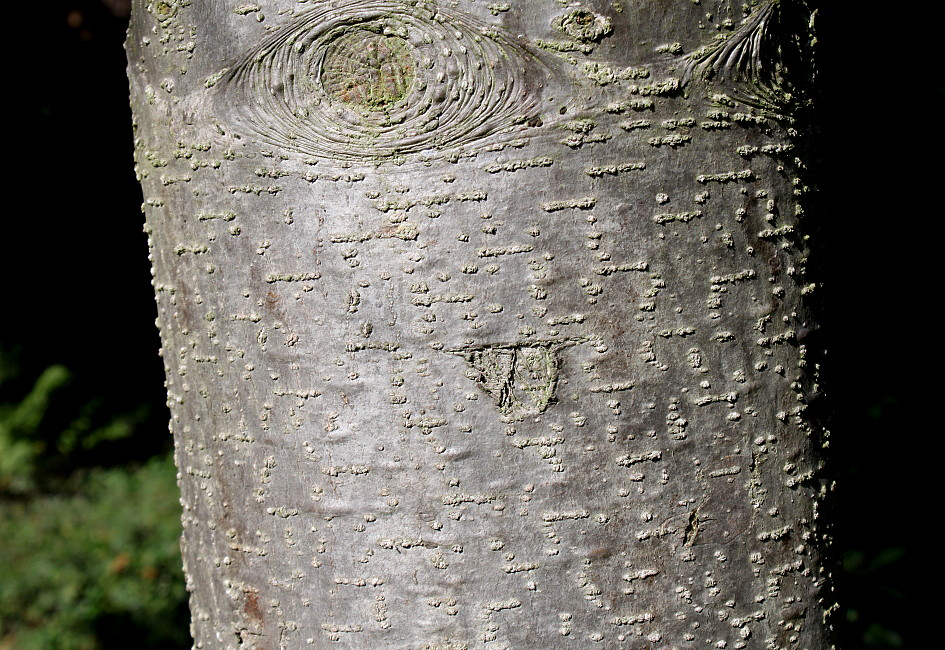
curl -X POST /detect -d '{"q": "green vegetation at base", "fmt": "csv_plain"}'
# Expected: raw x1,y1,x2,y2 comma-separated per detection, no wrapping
0,456,188,649
0,351,188,649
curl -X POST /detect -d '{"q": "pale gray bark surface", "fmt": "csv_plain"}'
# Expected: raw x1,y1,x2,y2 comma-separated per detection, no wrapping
127,0,832,647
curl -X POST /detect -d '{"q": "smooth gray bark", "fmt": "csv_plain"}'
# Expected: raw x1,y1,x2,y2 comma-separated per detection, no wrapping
127,0,833,647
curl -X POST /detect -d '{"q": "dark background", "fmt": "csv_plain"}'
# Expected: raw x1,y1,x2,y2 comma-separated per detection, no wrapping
2,1,930,647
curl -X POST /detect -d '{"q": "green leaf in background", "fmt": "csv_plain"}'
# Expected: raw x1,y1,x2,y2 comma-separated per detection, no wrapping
0,351,188,648
0,455,188,649
0,364,71,494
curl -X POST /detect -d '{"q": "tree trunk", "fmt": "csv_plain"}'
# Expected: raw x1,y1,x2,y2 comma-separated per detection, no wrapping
127,0,833,647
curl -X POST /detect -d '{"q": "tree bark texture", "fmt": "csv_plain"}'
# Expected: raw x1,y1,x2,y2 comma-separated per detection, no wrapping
127,0,832,647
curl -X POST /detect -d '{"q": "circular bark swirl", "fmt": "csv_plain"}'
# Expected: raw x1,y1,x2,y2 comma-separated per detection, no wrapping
218,0,549,161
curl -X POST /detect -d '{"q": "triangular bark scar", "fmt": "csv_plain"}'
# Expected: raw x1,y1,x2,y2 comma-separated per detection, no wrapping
445,338,585,420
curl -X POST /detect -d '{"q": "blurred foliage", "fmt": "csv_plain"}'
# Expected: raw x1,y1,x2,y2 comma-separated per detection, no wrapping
842,546,906,648
832,394,910,650
0,351,188,649
0,350,157,495
0,457,188,650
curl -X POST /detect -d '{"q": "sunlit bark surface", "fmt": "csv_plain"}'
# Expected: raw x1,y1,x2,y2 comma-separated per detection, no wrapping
128,1,832,647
